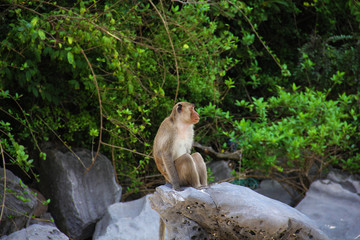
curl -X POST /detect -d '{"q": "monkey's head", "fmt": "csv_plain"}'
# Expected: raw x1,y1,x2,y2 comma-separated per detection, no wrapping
172,102,200,124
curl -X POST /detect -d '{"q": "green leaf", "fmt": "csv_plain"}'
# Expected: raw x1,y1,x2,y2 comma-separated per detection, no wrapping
89,128,99,137
292,83,300,91
31,17,39,27
38,30,46,40
128,82,134,94
40,152,46,160
183,43,189,49
42,199,51,205
68,36,74,44
67,52,74,65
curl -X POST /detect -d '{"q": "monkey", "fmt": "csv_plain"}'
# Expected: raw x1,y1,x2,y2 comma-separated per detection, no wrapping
153,102,208,190
153,102,208,240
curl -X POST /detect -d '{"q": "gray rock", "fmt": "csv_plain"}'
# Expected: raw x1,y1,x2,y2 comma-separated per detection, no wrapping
38,147,122,240
255,179,300,206
327,170,360,193
207,161,233,183
150,182,328,240
296,172,360,240
0,168,37,235
93,195,164,240
1,224,69,240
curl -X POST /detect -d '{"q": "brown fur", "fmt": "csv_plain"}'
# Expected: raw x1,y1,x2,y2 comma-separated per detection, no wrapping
153,102,207,190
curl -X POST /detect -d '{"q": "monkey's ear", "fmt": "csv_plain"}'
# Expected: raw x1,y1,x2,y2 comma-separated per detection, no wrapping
177,103,183,113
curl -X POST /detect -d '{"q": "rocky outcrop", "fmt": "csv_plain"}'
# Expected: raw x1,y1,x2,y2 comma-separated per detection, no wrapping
296,170,360,240
0,167,38,235
94,195,164,240
150,183,328,240
0,224,69,240
38,147,122,240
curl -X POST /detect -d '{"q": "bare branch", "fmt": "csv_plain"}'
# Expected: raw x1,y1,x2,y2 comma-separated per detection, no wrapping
81,49,103,173
101,142,152,159
193,142,242,161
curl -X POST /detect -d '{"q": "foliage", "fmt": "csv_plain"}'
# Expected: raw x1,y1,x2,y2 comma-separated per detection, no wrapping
0,0,238,193
217,0,360,103
0,90,45,179
295,35,360,93
199,86,360,191
0,0,360,198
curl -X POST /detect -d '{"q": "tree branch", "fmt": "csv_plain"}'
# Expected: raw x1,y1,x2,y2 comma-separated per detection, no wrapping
81,49,103,173
193,142,242,161
101,142,152,159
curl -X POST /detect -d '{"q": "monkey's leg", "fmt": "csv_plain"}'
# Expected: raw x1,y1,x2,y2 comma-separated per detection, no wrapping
191,152,208,187
175,153,201,188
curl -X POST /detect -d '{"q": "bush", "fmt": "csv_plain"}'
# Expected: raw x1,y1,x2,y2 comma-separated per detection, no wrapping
199,86,360,192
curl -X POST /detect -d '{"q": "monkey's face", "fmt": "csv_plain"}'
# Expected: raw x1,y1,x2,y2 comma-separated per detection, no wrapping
174,102,200,124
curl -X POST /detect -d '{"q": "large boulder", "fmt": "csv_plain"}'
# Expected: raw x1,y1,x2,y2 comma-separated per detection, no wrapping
94,195,164,240
207,161,233,183
38,147,122,240
255,179,300,206
0,167,37,236
1,224,69,240
150,183,328,240
296,171,360,240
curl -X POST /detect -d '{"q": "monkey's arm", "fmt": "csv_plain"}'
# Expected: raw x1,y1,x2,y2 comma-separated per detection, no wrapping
162,153,181,190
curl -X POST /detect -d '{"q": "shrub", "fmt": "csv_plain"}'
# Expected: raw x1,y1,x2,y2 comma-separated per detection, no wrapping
199,86,360,192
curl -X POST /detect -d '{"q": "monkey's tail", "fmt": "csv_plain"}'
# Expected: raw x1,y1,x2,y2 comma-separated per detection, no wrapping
159,218,165,240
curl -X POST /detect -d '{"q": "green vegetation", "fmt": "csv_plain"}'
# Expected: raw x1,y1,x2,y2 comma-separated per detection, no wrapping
200,86,359,191
1,0,359,196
